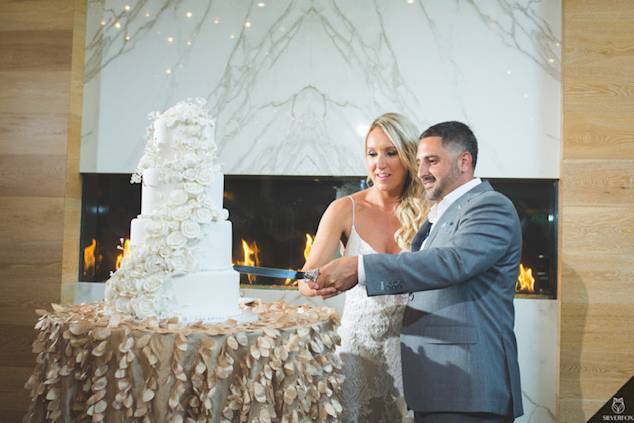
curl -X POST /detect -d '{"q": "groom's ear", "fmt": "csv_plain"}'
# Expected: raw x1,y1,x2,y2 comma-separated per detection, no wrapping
457,150,473,174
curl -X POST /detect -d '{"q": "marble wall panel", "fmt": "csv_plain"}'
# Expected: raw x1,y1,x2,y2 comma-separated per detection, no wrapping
80,0,560,178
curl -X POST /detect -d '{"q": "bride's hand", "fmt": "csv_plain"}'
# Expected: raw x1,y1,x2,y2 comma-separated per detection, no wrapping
298,280,317,297
319,288,341,299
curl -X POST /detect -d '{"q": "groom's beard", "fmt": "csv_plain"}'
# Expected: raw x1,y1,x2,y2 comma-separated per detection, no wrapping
425,163,461,202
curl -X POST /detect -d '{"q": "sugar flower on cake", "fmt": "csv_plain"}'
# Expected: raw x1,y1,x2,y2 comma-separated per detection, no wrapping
171,205,192,221
166,231,187,248
142,274,163,293
130,297,158,320
115,297,132,314
194,207,213,224
183,168,197,181
195,168,215,186
145,220,164,236
165,254,187,273
169,189,189,206
181,220,202,239
143,254,165,274
183,152,199,166
184,182,204,195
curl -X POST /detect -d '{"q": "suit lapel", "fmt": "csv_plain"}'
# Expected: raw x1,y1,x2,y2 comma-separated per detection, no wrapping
423,181,493,248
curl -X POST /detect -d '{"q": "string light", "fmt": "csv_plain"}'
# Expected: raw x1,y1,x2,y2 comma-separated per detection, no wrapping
114,21,121,29
165,68,172,75
229,34,235,39
186,40,192,46
145,11,150,17
100,20,106,26
124,4,131,11
167,36,174,43
186,11,192,18
244,21,252,28
257,2,266,6
213,17,220,24
125,34,131,41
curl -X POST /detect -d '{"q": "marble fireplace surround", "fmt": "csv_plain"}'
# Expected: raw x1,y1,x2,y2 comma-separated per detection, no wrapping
77,2,561,423
80,0,560,179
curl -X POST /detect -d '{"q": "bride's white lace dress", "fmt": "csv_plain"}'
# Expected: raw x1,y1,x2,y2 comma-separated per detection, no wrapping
337,197,413,422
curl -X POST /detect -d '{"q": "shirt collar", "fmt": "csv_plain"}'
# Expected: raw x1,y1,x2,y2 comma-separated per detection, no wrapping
427,178,482,224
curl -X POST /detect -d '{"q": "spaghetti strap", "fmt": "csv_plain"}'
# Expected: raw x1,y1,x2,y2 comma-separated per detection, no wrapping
348,196,356,230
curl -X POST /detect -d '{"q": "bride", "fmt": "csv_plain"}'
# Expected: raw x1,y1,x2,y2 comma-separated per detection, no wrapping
299,113,428,422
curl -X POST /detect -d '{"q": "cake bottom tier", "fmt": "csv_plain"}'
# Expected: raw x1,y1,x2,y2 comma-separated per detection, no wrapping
164,268,240,322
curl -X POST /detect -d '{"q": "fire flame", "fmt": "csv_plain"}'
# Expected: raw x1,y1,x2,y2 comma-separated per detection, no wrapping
236,234,315,286
516,263,535,292
83,239,97,277
238,239,260,283
114,238,131,270
286,233,316,287
304,233,315,261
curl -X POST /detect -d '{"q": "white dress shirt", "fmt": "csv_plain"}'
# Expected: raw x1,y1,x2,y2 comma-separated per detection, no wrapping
357,178,482,285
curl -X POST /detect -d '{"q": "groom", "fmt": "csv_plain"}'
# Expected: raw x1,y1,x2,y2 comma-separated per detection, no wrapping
310,121,523,423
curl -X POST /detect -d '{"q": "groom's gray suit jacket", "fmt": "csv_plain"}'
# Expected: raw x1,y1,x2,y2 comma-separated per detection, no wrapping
364,181,523,418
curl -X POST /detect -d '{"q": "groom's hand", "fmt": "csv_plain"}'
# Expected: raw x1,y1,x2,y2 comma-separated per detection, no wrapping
308,256,359,296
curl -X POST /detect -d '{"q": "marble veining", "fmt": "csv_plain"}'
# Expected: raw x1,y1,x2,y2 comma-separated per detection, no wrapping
81,0,561,177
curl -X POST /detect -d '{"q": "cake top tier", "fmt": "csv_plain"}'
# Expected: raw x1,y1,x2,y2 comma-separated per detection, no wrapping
132,98,218,185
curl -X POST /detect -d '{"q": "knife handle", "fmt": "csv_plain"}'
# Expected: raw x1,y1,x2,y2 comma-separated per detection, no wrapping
301,269,319,281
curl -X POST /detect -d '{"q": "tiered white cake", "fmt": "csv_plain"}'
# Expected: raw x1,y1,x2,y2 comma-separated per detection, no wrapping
104,99,240,323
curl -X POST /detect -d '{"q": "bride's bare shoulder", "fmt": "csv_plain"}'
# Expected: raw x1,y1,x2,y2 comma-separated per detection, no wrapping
325,195,353,218
328,189,372,213
348,189,374,208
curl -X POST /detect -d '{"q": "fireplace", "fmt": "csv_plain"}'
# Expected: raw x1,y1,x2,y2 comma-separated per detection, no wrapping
79,174,557,298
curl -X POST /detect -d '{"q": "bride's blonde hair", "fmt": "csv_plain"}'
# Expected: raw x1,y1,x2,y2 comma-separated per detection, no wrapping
365,113,429,250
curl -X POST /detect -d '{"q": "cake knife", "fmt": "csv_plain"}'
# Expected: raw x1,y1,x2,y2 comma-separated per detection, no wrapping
233,265,319,281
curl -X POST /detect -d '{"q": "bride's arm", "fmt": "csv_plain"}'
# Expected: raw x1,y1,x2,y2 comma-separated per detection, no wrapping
298,199,350,296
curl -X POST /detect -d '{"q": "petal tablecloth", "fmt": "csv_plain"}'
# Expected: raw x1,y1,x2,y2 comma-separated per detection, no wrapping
24,301,343,422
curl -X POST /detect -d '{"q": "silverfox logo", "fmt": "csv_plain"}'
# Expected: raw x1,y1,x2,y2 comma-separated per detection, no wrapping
612,398,626,415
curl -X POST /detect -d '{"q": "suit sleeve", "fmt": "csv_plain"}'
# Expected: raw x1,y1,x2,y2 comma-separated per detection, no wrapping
364,192,520,296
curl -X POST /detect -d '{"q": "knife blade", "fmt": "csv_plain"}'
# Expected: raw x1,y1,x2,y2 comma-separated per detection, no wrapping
233,265,319,281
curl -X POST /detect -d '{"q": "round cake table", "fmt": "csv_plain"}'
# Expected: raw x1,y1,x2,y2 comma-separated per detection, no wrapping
24,301,344,422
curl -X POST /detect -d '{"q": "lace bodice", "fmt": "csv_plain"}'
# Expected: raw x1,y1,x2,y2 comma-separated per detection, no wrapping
337,197,412,422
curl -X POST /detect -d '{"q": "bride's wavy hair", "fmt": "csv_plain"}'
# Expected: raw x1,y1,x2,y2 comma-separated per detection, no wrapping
364,113,429,250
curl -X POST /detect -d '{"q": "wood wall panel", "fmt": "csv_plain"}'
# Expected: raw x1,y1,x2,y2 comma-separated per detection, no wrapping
0,0,73,31
561,161,634,206
561,207,634,254
560,1,634,421
0,0,79,417
0,71,72,113
0,30,73,70
561,254,634,304
563,113,634,159
0,112,69,155
0,366,34,420
0,197,65,241
0,155,66,197
60,0,85,300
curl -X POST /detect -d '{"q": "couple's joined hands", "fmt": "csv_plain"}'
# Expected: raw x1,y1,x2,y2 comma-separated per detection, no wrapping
300,256,360,299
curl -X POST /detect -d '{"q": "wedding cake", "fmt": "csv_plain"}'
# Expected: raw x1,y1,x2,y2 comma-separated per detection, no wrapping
104,99,240,323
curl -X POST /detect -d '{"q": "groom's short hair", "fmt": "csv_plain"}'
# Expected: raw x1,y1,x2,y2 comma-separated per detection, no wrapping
420,121,478,169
